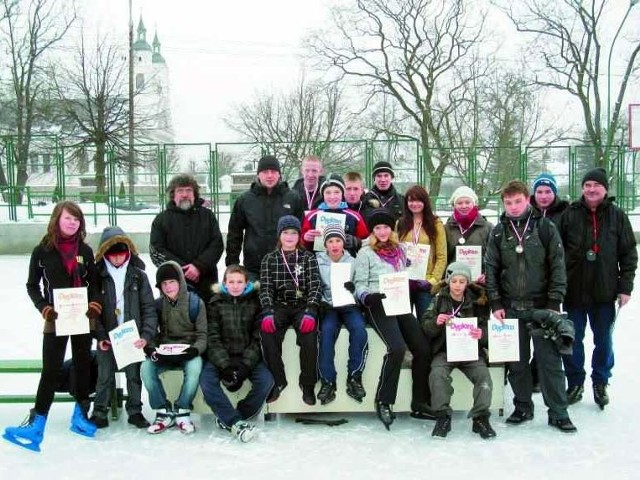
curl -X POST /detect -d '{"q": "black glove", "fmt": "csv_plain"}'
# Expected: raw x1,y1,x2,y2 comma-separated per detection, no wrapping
220,366,238,385
344,234,361,252
234,362,251,383
184,347,199,360
362,292,386,307
143,345,156,358
343,281,355,293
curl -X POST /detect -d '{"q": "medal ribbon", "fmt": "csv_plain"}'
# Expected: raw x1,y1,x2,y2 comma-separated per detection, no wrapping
508,213,532,249
450,301,464,318
591,211,600,253
280,249,300,290
305,185,318,210
457,218,476,239
412,222,422,245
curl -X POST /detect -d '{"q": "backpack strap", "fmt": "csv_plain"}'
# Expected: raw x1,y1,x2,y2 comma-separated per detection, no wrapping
154,292,200,323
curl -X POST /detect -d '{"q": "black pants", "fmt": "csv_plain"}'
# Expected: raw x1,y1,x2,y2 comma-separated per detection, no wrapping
260,305,318,388
35,333,92,415
363,298,431,406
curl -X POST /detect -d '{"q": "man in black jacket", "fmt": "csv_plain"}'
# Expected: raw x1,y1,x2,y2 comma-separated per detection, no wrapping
558,168,637,409
362,161,404,221
150,174,224,301
225,156,304,280
292,155,325,211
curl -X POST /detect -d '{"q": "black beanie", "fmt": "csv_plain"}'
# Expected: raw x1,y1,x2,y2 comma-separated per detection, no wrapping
277,215,301,236
372,161,395,178
366,208,396,231
156,263,181,288
582,167,608,190
257,155,281,174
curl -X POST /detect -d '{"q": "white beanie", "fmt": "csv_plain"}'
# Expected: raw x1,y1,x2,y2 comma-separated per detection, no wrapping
449,186,478,206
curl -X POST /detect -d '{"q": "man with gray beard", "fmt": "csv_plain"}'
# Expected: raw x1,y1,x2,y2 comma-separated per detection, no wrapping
150,173,224,301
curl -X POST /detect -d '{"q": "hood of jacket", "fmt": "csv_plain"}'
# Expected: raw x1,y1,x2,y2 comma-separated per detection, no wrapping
211,280,260,300
95,226,139,262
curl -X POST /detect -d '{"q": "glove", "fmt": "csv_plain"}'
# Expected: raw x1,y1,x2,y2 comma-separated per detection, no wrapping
362,292,386,307
343,281,355,293
234,362,251,382
261,314,276,334
42,305,58,322
85,301,102,320
143,345,158,362
220,366,238,386
183,347,199,360
299,313,316,334
344,234,361,252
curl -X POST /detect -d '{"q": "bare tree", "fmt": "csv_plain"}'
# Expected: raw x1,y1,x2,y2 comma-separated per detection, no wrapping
496,0,640,169
0,0,76,203
308,0,486,196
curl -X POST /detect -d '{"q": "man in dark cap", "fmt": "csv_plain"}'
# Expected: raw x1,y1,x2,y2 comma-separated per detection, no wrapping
226,155,304,280
558,167,637,409
362,161,404,221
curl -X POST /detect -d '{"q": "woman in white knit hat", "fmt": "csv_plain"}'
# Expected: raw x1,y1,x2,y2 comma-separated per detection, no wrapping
444,186,493,284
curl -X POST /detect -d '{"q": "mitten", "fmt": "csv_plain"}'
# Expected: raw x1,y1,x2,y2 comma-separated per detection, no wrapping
343,281,355,293
362,292,386,307
183,347,199,360
299,313,316,334
261,315,276,334
42,305,58,322
85,301,102,320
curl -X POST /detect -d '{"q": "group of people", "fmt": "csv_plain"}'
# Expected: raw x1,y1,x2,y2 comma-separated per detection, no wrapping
2,154,636,451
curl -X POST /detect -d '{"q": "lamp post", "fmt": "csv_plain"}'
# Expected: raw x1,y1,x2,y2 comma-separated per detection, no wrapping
128,0,135,207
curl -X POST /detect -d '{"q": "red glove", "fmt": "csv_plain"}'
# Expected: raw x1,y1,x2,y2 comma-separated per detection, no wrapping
42,305,58,322
86,301,102,320
261,315,276,334
299,314,316,334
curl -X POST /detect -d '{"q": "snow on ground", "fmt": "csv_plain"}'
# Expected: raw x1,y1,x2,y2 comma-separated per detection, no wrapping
1,254,640,480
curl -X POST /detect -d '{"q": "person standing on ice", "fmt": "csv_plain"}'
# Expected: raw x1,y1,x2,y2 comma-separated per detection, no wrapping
3,201,102,452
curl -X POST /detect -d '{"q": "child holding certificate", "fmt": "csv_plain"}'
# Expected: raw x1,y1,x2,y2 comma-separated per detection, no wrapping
421,262,495,439
4,202,101,452
315,224,368,405
141,261,207,434
259,215,322,405
90,226,157,429
354,208,432,429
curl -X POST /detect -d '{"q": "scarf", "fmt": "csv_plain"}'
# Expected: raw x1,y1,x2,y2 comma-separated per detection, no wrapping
56,235,82,287
453,206,479,230
375,244,405,272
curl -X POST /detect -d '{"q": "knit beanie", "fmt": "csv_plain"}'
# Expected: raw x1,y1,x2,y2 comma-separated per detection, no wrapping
277,215,301,236
156,263,181,288
366,208,396,231
532,173,558,196
320,174,346,197
323,224,346,245
582,167,608,190
449,186,479,206
444,262,472,284
257,155,281,174
372,161,395,178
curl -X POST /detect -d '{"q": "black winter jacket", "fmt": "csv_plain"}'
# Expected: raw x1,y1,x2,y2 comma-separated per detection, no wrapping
530,196,569,226
226,181,304,274
444,214,494,266
362,185,404,222
292,176,325,211
149,197,224,300
485,208,566,312
206,282,262,370
558,196,637,307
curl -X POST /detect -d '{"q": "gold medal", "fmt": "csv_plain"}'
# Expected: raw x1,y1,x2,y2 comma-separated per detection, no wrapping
114,308,121,317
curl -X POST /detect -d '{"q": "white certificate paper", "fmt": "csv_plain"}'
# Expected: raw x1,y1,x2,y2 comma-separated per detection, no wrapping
488,317,520,363
157,344,190,355
53,287,89,336
313,212,346,251
404,243,431,280
455,245,482,281
330,263,355,307
379,271,411,316
446,317,479,362
109,320,145,370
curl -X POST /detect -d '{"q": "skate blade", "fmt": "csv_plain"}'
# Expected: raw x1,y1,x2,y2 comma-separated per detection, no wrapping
2,432,41,452
70,424,97,438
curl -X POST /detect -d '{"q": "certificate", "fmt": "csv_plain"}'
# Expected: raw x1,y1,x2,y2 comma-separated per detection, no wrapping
157,344,190,355
379,271,411,316
404,243,431,280
455,245,482,281
330,263,355,307
53,287,89,336
488,317,520,363
313,212,346,251
108,320,145,370
446,317,479,362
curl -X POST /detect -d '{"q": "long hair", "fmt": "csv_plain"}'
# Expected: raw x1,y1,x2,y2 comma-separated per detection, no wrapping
42,201,87,249
397,185,438,241
369,230,400,252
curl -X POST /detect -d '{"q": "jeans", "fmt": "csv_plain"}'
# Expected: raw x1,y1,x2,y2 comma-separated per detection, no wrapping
563,303,616,388
318,306,368,383
199,361,274,427
410,289,433,322
93,348,143,418
141,355,203,410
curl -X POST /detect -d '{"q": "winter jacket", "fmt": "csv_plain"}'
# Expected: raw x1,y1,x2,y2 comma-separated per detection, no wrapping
485,207,566,312
226,180,304,275
353,244,407,301
27,241,101,334
206,282,262,371
259,247,322,314
558,196,637,307
421,283,490,358
444,214,494,266
530,196,569,226
316,251,357,305
94,228,157,344
362,185,404,222
292,176,326,211
301,203,369,256
150,197,224,300
150,261,207,353
398,217,447,285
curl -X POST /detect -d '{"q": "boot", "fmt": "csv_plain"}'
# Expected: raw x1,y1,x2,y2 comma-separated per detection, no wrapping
346,374,366,402
548,416,578,433
301,385,317,406
376,402,395,430
266,383,287,404
593,383,609,410
410,402,437,421
566,385,584,405
89,414,109,429
472,415,497,439
127,413,150,429
70,403,97,438
431,415,452,439
317,381,337,405
505,408,534,425
175,408,195,434
3,412,47,452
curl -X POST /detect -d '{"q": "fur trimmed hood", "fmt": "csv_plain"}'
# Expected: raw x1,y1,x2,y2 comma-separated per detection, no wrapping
95,226,139,262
